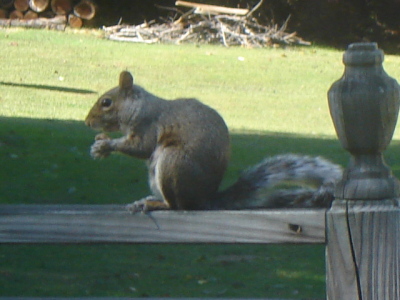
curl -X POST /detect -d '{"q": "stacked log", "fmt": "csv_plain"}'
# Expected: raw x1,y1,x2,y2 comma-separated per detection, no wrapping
29,0,48,12
0,0,96,29
0,9,7,18
73,0,94,20
23,9,37,19
14,0,29,12
67,12,81,28
9,9,22,18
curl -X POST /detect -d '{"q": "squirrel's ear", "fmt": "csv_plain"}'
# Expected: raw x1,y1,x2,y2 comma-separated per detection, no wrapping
119,71,134,89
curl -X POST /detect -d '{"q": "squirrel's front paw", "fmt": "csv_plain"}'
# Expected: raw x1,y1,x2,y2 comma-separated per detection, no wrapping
95,133,110,141
90,139,113,159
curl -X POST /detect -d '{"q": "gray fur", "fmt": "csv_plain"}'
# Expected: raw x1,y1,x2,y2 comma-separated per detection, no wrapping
86,71,344,211
214,154,343,209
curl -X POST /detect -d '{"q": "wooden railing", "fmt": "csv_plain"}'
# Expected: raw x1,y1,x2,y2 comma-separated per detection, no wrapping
0,205,325,244
1,43,400,300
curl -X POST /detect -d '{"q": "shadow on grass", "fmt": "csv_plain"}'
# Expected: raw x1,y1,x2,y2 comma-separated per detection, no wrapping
3,116,400,204
0,116,351,205
1,116,400,298
0,81,97,94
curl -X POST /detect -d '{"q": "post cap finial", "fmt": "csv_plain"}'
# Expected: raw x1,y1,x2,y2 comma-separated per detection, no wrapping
343,42,383,66
347,42,378,51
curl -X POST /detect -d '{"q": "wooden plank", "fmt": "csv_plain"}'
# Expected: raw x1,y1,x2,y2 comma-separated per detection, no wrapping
0,205,325,244
175,1,249,16
326,199,400,300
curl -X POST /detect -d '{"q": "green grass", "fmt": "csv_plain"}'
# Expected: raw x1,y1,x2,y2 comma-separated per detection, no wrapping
0,244,326,298
1,28,400,298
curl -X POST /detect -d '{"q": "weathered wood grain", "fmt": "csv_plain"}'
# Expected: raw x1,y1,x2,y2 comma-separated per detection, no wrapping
326,199,400,300
0,205,325,244
328,43,400,201
0,14,66,29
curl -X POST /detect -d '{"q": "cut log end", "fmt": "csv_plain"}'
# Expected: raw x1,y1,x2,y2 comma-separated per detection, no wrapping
68,13,82,28
51,0,71,15
0,0,97,28
29,0,49,12
24,10,38,19
9,10,24,19
73,0,95,20
14,0,30,12
0,8,8,18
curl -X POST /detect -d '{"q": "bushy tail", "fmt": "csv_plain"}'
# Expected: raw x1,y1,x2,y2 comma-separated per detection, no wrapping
213,154,343,209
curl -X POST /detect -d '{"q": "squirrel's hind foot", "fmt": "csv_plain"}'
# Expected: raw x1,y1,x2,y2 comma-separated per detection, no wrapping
126,196,170,213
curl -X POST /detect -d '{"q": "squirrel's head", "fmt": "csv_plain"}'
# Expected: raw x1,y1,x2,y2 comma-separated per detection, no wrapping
85,71,135,132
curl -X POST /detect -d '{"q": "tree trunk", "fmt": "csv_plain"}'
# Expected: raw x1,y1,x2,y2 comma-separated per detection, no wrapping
51,0,71,15
14,0,29,11
73,0,95,20
29,0,49,12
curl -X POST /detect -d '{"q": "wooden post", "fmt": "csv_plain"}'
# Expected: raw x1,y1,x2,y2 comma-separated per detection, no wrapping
326,43,400,299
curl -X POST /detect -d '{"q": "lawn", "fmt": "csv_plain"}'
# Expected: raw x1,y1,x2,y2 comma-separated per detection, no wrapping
1,28,400,298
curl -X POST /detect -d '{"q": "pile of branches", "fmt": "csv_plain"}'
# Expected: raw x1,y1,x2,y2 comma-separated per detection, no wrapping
103,1,310,48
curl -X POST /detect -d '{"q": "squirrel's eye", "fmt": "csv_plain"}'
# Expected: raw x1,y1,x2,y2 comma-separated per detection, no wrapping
101,98,113,108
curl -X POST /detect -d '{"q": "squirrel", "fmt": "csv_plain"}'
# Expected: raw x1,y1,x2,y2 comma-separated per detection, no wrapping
85,71,343,212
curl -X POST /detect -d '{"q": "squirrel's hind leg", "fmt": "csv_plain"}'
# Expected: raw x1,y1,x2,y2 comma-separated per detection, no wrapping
126,196,170,213
126,149,173,213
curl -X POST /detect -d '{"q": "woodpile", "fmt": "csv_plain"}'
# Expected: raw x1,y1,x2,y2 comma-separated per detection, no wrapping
103,0,310,47
0,0,96,30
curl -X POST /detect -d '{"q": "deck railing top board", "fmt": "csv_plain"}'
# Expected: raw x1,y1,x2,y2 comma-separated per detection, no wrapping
0,205,326,244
